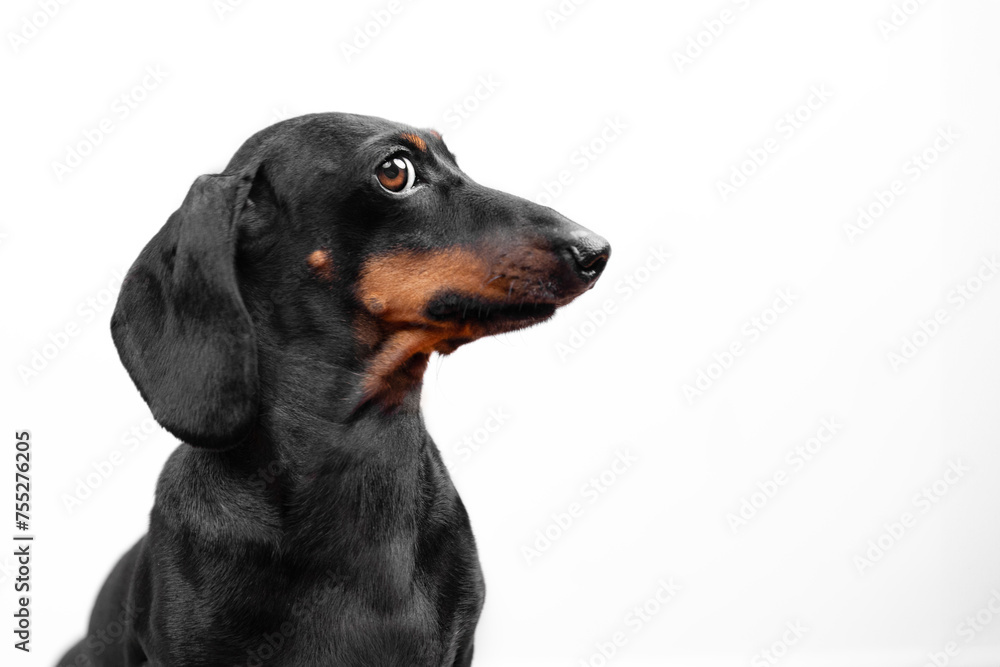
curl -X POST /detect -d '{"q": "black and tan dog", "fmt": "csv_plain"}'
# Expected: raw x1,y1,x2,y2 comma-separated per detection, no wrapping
58,113,610,667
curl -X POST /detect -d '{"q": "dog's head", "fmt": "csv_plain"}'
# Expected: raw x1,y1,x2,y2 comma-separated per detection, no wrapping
112,113,610,448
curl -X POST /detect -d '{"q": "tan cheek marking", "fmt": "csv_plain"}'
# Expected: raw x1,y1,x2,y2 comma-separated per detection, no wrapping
400,132,427,152
356,247,506,407
355,244,566,409
358,248,507,324
307,249,335,282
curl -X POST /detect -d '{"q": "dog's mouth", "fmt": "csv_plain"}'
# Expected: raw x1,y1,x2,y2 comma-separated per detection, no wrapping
354,248,597,411
353,293,560,410
424,292,558,332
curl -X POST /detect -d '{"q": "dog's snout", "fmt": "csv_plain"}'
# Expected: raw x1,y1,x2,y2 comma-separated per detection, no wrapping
566,233,611,284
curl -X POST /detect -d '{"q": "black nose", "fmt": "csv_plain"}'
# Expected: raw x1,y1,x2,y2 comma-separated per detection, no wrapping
567,234,611,284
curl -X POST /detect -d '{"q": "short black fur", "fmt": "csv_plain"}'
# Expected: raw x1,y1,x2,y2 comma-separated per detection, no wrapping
58,113,610,667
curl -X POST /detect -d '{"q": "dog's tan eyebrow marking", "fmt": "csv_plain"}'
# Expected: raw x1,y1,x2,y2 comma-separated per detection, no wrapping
307,249,335,282
429,130,442,140
399,133,427,152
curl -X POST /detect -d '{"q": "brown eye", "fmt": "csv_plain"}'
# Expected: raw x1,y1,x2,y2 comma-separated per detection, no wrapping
376,156,416,194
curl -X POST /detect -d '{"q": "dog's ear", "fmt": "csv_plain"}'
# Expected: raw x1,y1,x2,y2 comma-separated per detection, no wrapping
111,170,260,449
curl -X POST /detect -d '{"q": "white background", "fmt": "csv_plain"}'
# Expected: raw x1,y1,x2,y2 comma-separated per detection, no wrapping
2,0,1000,665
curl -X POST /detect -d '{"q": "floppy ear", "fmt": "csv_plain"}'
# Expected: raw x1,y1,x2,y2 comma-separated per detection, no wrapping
111,170,259,449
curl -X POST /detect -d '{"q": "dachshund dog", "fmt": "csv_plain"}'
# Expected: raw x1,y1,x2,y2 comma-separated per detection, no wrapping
58,113,610,667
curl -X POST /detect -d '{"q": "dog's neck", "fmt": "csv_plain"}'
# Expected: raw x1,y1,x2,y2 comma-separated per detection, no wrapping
198,270,452,555
252,332,432,461
213,325,446,541
178,368,434,573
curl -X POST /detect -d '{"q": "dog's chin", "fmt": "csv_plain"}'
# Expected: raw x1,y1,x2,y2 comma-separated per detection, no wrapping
472,301,558,335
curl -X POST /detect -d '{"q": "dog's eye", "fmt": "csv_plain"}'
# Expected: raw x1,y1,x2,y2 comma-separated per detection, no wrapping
376,156,416,194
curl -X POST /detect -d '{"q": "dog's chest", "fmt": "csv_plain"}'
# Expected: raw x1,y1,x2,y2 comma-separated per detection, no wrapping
229,577,459,666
